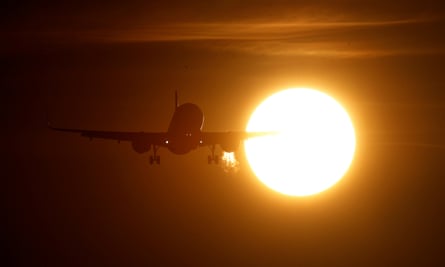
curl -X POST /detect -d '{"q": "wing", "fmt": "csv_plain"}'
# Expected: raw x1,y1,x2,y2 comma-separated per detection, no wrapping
48,123,168,147
200,131,274,152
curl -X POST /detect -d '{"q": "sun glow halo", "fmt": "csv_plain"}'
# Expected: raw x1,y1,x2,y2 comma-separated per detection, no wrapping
245,88,356,196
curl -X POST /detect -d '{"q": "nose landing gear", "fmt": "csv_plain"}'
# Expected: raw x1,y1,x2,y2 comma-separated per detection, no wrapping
149,146,160,165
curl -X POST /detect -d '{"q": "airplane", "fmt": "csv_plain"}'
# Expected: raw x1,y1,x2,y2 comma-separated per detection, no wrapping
48,91,270,165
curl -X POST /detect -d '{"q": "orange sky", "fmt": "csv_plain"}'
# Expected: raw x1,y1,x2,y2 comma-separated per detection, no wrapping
4,1,445,266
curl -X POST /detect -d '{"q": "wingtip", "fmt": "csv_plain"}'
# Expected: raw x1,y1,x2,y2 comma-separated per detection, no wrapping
45,111,59,131
46,116,54,129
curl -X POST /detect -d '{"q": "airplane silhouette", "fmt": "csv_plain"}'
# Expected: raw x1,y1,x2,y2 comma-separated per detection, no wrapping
48,91,269,165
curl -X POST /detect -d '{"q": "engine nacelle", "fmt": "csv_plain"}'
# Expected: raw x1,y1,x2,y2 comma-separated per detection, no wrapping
131,141,151,154
220,140,240,153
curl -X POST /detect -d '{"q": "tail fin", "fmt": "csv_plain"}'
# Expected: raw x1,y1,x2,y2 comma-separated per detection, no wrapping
175,90,178,110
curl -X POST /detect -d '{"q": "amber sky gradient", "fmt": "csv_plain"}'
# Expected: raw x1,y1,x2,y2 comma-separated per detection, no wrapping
4,1,445,266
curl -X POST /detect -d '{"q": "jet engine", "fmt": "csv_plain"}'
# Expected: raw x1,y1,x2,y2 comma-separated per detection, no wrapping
220,140,240,153
131,141,151,154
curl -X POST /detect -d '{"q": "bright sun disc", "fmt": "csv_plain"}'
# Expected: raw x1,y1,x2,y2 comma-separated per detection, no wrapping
245,88,356,196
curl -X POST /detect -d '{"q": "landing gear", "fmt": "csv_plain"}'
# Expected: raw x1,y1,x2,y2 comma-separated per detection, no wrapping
208,155,219,164
149,146,160,165
149,155,160,165
207,145,219,164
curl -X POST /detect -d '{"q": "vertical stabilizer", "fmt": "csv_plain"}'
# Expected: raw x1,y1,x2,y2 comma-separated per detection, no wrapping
175,90,179,109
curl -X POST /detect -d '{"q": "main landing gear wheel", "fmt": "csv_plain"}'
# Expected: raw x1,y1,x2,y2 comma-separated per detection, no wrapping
149,146,160,165
207,145,219,164
207,155,220,164
150,155,160,165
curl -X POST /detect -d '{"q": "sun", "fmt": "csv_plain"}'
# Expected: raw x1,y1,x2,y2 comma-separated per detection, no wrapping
245,88,356,196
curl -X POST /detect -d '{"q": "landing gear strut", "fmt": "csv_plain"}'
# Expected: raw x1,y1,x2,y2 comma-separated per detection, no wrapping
149,145,160,165
207,145,219,164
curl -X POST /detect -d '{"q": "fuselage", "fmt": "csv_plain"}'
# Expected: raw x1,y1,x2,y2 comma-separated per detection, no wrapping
167,103,204,154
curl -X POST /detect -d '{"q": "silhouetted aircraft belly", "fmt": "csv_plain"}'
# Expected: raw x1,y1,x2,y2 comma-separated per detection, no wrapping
48,91,273,165
167,103,203,155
